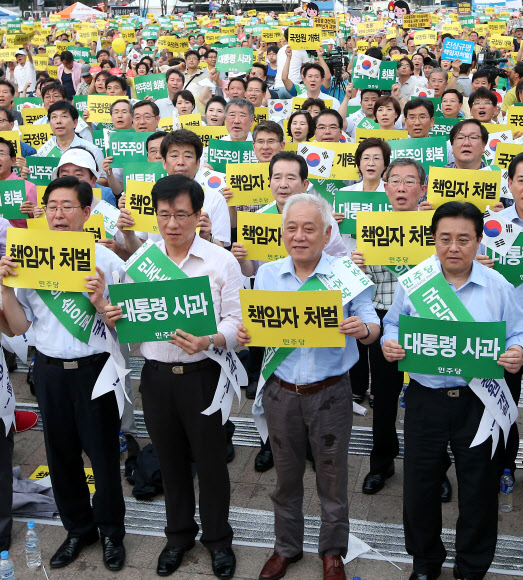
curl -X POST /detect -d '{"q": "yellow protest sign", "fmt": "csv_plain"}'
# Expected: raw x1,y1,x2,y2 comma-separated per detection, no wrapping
314,16,336,30
33,54,49,69
490,34,512,50
426,167,500,211
485,6,495,13
356,40,368,52
55,42,76,52
21,107,47,125
0,49,16,61
0,131,21,157
205,32,221,44
318,143,359,181
488,21,506,34
179,113,202,129
30,465,95,493
83,213,106,240
237,211,286,261
158,117,174,132
240,289,345,348
248,9,257,16
355,128,408,144
26,216,48,230
441,23,462,36
287,27,322,50
5,33,34,46
158,36,188,51
20,125,52,150
356,210,436,266
226,163,272,206
494,142,522,169
121,29,136,42
87,95,128,124
481,121,518,135
356,20,383,36
124,180,159,235
291,96,333,111
47,65,58,79
414,30,437,45
4,228,96,293
253,106,268,126
507,106,523,129
403,13,431,28
189,125,228,148
386,28,397,39
475,24,488,36
21,23,34,34
261,29,282,43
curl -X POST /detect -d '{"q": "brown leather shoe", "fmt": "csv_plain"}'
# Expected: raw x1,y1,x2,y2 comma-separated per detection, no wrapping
259,551,303,580
323,555,346,580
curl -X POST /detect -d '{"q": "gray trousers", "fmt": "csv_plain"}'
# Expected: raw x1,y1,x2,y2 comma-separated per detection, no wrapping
263,374,352,558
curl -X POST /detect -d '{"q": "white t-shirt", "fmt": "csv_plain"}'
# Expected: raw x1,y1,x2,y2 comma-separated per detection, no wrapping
274,47,309,89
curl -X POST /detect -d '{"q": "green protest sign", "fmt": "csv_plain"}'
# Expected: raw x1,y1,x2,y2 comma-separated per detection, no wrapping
142,28,159,39
133,73,169,100
430,117,460,137
459,16,475,27
26,156,59,186
208,138,257,173
109,276,217,343
310,179,347,206
219,35,238,45
92,130,108,156
414,96,443,117
216,48,253,73
345,106,362,117
73,94,88,113
486,232,523,287
0,181,26,219
335,191,392,235
352,60,397,90
357,117,379,130
14,97,43,112
389,136,447,171
68,46,91,61
123,238,186,283
109,131,152,167
122,162,167,187
398,315,506,379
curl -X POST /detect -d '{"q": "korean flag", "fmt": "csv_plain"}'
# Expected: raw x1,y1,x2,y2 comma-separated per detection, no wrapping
483,131,513,164
198,168,226,197
268,99,292,120
354,53,381,79
413,86,434,98
482,207,521,257
297,144,335,178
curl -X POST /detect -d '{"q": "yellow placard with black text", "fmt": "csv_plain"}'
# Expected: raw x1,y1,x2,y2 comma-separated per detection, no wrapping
20,125,52,151
87,95,129,124
287,27,322,50
317,143,359,181
124,180,159,234
226,163,272,207
237,211,286,261
356,128,408,144
494,142,522,169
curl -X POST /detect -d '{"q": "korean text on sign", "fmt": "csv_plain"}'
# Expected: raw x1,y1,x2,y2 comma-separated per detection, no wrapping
237,211,287,262
226,162,272,207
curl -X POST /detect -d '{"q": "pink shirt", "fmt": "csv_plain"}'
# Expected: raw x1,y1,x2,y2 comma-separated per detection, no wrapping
5,171,37,229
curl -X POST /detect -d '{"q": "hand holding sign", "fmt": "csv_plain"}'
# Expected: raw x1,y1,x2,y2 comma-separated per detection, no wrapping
382,339,406,362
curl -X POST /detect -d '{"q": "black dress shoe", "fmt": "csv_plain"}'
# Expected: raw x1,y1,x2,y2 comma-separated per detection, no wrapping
102,537,126,571
211,547,236,579
50,529,99,568
362,464,395,494
246,380,258,399
157,542,195,576
441,475,452,503
453,563,472,579
255,448,274,472
409,572,441,580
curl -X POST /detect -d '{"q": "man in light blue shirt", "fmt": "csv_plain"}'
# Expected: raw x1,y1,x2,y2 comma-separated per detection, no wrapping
237,193,379,580
383,201,523,580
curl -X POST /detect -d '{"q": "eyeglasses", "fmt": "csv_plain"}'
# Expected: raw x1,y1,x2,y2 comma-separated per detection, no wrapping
133,114,156,121
148,148,161,156
436,238,475,247
254,139,279,146
454,134,482,142
406,115,430,121
471,100,494,107
44,205,81,214
156,211,196,223
0,151,11,158
386,177,419,187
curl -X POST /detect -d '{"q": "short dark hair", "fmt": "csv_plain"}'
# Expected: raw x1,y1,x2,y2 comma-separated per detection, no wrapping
398,57,414,72
173,90,195,108
404,98,434,118
514,62,523,79
287,110,315,141
0,80,15,97
431,201,483,239
468,87,497,109
228,77,246,90
267,45,279,55
96,49,110,59
151,175,204,213
302,98,326,112
0,107,14,124
60,50,74,64
205,95,227,113
43,176,93,209
166,67,184,82
314,109,343,130
361,88,381,100
0,136,15,158
365,47,382,60
132,100,159,117
146,131,168,152
301,62,325,79
355,138,391,172
449,119,488,145
160,129,203,161
184,49,200,60
471,70,493,88
246,76,267,93
251,62,267,76
508,151,523,180
41,81,67,100
269,151,308,182
105,75,127,91
441,88,463,104
109,98,131,115
373,95,401,121
253,120,284,143
205,48,217,58
137,60,150,74
48,101,79,121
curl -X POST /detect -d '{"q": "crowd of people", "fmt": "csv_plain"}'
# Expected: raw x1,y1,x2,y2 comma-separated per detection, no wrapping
0,5,521,580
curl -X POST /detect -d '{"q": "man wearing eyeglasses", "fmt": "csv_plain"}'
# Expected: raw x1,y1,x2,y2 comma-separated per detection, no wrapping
0,176,127,572
106,175,242,580
382,201,523,580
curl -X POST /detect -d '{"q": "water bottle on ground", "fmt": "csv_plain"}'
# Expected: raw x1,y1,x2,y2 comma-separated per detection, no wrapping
500,469,514,513
25,521,41,568
119,430,128,463
398,386,407,424
0,551,14,579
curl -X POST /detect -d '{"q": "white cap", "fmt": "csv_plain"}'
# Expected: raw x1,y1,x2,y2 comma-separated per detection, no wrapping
52,148,100,180
15,50,27,56
323,38,335,45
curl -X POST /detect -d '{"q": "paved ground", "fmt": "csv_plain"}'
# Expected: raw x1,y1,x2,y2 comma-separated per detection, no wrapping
7,355,523,580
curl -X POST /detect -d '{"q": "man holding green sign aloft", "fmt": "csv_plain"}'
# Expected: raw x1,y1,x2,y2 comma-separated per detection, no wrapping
105,175,242,580
382,202,523,580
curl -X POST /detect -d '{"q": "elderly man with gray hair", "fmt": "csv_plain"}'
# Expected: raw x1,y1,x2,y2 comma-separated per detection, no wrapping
222,97,255,141
237,193,380,580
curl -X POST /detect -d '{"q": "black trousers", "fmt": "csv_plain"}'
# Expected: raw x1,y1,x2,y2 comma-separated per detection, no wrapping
34,351,125,541
497,366,523,474
348,341,369,398
140,359,233,550
368,309,405,474
0,421,13,551
404,380,498,579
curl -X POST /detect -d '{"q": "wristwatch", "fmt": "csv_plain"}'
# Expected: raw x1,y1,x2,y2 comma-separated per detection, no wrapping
360,323,371,340
207,335,215,350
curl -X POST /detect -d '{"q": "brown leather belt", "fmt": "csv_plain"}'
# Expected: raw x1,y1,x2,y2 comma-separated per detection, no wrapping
274,373,346,395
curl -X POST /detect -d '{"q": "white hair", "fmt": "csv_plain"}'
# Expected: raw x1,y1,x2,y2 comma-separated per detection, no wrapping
282,193,331,234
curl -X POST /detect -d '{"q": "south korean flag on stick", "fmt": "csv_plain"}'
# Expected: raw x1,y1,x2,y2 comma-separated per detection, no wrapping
297,144,335,179
413,86,434,98
483,131,513,165
354,53,381,79
197,168,226,197
268,99,292,120
482,206,522,257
